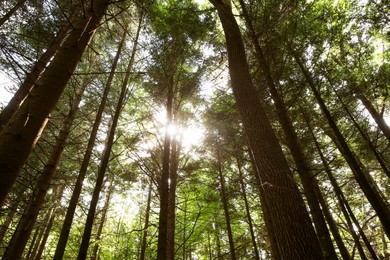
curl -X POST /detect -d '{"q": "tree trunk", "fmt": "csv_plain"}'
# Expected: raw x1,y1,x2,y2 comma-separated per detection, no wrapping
331,84,390,178
0,21,71,132
358,93,390,142
209,1,323,258
90,180,114,260
302,105,377,259
216,139,236,260
53,23,129,260
140,177,153,260
2,78,88,260
0,0,27,27
237,159,260,260
166,139,179,260
77,18,141,259
237,2,337,257
289,46,390,239
157,38,176,260
0,0,110,205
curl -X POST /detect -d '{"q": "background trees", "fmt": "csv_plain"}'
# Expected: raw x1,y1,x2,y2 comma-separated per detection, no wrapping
0,0,389,259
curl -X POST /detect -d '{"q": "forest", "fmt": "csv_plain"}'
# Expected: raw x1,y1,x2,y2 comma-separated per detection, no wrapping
0,0,389,259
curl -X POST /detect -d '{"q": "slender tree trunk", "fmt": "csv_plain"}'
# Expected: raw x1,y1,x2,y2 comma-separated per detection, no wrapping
302,105,377,260
237,159,260,260
0,0,110,206
53,23,129,260
0,22,71,131
26,222,44,260
216,141,236,260
0,0,27,27
77,19,141,259
157,41,176,260
90,180,114,260
2,78,88,260
0,187,24,245
33,183,65,260
209,1,323,258
358,93,390,142
166,139,179,260
140,178,153,260
289,46,390,239
331,84,390,178
237,2,337,258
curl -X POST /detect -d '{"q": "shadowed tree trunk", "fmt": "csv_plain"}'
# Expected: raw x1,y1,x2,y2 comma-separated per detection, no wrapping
302,104,378,260
77,18,141,259
0,0,27,27
90,180,114,260
140,177,153,260
237,1,337,257
0,18,74,132
2,77,88,260
0,0,110,206
289,46,390,239
209,1,323,258
237,158,261,260
215,133,236,260
53,23,130,260
358,93,390,142
167,137,180,260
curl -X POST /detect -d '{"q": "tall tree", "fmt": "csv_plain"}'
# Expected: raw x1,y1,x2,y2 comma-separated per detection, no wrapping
0,0,110,205
208,0,323,258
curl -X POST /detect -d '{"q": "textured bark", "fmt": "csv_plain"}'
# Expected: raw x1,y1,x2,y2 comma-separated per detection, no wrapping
77,19,141,259
0,0,27,27
0,22,71,132
290,46,390,239
0,0,110,205
2,79,88,260
237,159,260,260
238,2,337,258
53,24,128,260
209,1,323,258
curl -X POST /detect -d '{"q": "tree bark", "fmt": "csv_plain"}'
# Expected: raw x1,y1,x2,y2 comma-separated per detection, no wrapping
209,1,323,258
77,17,141,259
237,1,337,258
2,77,88,260
289,46,390,239
0,21,71,132
0,0,27,27
53,23,129,260
0,0,110,206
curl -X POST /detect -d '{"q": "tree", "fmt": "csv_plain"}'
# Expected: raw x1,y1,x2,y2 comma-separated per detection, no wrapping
208,0,323,258
0,0,111,205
